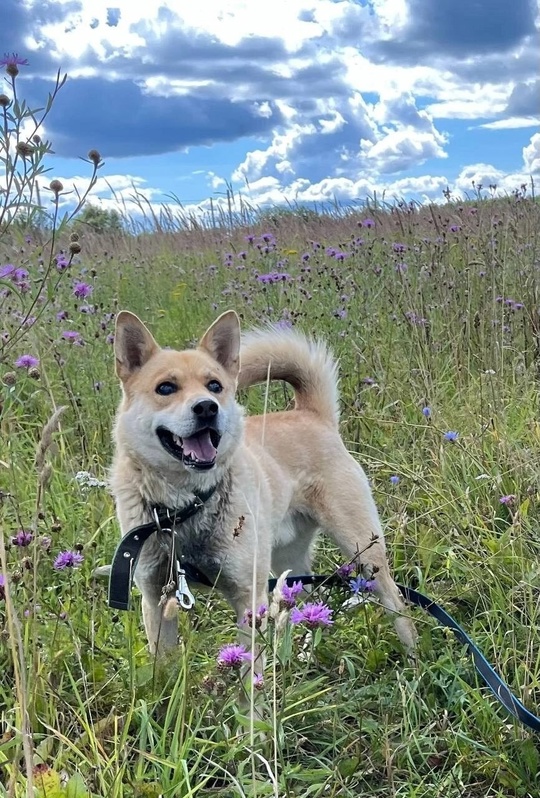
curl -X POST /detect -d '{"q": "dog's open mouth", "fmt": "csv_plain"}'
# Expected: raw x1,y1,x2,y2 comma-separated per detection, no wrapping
157,427,221,470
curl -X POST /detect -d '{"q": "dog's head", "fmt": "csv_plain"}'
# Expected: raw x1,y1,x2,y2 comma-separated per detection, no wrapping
113,310,243,473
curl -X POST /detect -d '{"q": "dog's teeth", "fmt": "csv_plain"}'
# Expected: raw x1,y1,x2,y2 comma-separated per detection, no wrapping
172,434,182,446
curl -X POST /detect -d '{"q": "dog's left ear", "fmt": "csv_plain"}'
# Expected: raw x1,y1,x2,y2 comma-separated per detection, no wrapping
115,311,160,381
199,310,240,378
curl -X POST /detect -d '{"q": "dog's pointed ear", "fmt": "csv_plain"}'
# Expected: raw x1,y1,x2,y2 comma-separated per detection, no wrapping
199,310,240,377
114,311,160,381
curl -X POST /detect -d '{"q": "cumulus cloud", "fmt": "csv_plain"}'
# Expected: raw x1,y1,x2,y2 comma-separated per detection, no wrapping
2,0,539,208
523,133,540,174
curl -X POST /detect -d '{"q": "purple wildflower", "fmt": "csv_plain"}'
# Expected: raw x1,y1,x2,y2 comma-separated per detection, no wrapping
242,604,267,627
274,318,293,330
334,308,347,320
0,264,16,278
61,330,80,341
389,475,400,486
499,494,516,506
217,643,252,669
0,573,5,601
422,407,431,418
281,580,304,607
256,272,291,284
337,563,355,579
11,529,33,546
73,281,93,299
55,254,70,271
349,576,376,594
443,431,459,442
53,550,84,570
362,218,375,228
253,673,264,690
290,601,334,628
15,354,39,369
392,243,407,253
56,310,68,321
0,53,29,67
449,225,461,233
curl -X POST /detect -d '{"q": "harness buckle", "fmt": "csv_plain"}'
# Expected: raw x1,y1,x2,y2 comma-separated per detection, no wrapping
175,561,195,610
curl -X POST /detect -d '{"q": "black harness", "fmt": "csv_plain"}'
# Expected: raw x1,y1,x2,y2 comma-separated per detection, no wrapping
108,487,216,611
107,495,540,734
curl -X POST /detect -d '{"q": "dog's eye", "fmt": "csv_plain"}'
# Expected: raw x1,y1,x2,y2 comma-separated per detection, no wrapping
156,381,177,396
207,380,223,394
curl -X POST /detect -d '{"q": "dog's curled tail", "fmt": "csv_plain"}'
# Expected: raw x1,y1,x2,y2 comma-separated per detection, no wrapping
238,326,340,427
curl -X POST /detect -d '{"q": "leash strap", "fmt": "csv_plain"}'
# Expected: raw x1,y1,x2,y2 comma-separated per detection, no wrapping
268,573,540,733
396,584,540,733
107,487,216,610
108,547,540,732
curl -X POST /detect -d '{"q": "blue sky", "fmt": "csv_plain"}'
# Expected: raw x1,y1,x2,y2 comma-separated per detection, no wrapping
3,0,539,220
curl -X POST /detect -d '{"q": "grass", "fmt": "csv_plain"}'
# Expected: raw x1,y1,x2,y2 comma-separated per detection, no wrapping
1,193,540,798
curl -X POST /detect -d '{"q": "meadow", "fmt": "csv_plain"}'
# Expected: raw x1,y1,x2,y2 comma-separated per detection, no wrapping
1,185,540,798
2,62,540,798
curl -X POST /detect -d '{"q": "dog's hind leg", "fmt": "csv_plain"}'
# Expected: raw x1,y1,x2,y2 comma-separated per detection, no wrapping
310,455,417,652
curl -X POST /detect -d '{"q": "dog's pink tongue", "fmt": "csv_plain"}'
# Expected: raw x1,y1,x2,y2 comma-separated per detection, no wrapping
182,430,217,461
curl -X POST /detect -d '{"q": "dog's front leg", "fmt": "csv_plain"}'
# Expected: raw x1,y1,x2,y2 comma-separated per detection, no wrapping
135,540,178,656
140,586,178,656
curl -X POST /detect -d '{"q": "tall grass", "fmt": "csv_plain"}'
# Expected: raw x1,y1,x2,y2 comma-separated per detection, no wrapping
2,59,540,798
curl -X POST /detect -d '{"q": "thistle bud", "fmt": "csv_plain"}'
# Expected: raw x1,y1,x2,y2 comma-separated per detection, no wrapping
16,142,34,158
2,372,16,386
28,367,40,380
88,149,102,166
0,94,10,108
49,179,64,195
69,241,82,255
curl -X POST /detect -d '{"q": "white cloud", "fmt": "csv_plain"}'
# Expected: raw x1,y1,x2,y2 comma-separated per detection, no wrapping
478,117,540,130
523,133,540,174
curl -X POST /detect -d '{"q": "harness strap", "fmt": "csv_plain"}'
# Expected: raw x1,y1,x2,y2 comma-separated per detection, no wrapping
107,486,216,610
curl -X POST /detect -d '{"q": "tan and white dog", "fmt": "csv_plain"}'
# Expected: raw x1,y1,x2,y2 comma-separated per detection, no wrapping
110,310,416,656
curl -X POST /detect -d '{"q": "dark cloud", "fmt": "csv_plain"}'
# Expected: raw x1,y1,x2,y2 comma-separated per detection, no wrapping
1,0,83,73
25,77,281,158
504,81,540,117
370,0,536,61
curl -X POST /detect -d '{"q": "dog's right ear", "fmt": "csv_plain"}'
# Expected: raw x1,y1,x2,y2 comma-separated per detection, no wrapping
114,311,160,381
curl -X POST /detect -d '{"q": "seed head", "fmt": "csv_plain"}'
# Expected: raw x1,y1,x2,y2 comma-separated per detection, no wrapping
70,232,80,243
32,134,41,145
87,149,102,166
0,94,11,108
49,179,64,195
16,142,34,158
69,241,82,255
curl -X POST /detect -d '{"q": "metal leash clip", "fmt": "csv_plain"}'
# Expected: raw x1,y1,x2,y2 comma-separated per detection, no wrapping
175,560,195,610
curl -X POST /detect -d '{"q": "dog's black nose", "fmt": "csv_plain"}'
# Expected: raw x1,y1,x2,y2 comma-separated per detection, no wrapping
192,399,218,419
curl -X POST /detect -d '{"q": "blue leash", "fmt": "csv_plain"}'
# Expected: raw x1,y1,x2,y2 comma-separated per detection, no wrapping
267,574,540,733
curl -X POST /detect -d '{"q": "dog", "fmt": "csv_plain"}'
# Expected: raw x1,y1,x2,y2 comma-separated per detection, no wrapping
109,310,416,657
